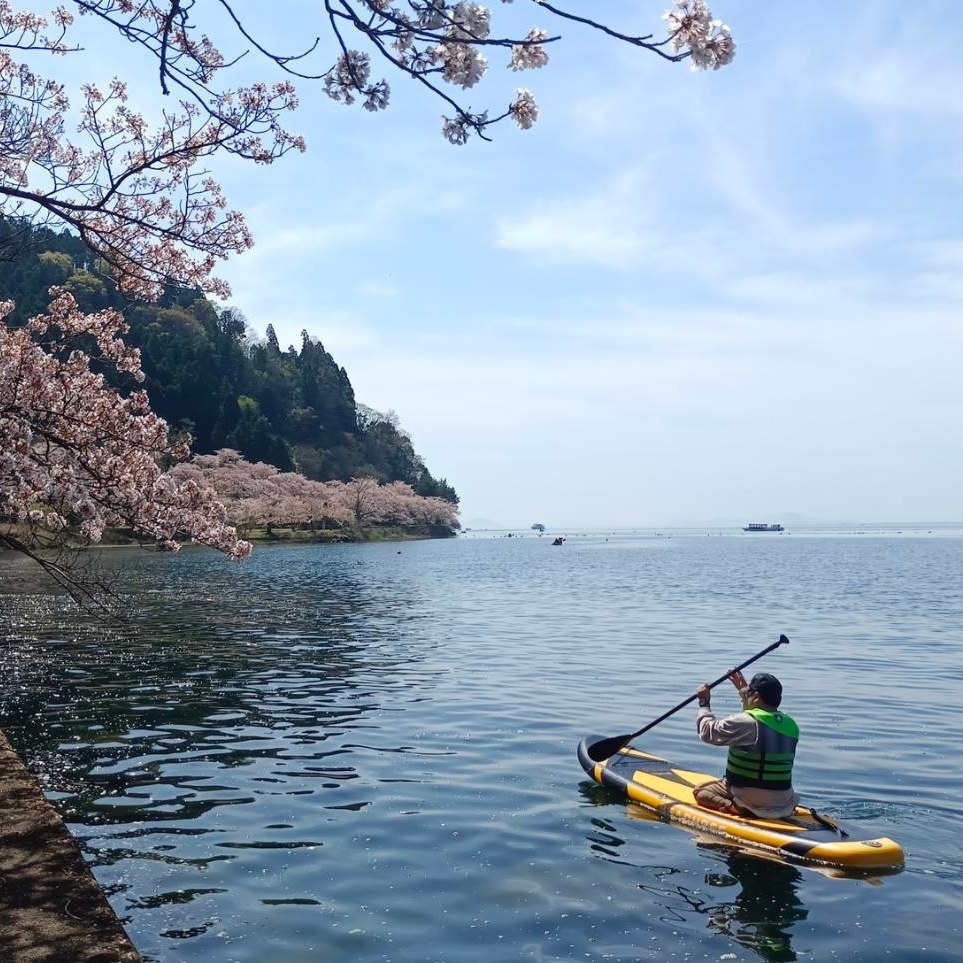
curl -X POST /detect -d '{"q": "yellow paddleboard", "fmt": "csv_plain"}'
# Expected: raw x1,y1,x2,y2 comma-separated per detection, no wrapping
577,735,904,872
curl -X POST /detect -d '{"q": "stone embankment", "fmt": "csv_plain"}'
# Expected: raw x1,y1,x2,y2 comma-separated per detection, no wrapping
0,730,141,962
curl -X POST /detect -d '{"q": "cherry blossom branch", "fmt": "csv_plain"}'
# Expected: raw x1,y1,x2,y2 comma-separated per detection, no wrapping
214,0,325,79
533,2,677,58
314,1,733,142
3,1,734,292
1,290,252,566
0,529,121,615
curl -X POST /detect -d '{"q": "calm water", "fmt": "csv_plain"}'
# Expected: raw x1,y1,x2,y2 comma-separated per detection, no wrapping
1,530,961,962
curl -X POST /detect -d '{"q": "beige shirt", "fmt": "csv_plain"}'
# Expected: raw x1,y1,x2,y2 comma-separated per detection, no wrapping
696,705,800,818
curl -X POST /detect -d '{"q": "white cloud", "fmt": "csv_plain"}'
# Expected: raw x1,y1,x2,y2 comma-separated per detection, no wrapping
721,272,874,312
703,135,887,260
241,223,373,261
836,52,963,119
494,128,885,290
493,171,655,269
909,272,963,304
915,239,963,270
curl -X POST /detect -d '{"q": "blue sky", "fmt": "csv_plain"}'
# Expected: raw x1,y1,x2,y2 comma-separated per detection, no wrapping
93,2,963,527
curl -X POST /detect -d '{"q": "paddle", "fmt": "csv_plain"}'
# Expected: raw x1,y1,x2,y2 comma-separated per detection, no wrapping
585,633,790,762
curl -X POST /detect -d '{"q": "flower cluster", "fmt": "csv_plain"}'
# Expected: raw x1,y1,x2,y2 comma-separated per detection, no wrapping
510,27,550,71
663,0,736,71
323,51,391,112
323,0,557,140
510,88,538,130
428,2,491,89
0,290,251,559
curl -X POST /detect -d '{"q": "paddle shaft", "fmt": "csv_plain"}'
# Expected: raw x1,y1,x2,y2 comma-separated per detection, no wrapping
586,634,789,762
627,633,789,742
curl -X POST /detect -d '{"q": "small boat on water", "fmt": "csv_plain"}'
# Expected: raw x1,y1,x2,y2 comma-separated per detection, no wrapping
743,523,784,532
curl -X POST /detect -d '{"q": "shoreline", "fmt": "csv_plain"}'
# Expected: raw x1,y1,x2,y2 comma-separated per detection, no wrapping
0,523,458,554
0,729,141,962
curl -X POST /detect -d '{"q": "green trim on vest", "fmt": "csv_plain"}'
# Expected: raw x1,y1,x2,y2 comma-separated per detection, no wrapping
744,707,800,739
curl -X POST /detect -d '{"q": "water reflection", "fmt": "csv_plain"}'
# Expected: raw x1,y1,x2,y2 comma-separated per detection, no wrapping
699,848,806,962
0,545,441,838
583,787,914,962
584,824,806,960
582,787,807,961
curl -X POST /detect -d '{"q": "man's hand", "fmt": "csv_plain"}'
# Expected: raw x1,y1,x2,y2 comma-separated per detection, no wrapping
697,683,711,707
728,669,747,691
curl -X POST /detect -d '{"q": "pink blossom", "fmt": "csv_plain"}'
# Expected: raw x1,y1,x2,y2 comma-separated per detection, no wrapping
167,452,459,532
510,89,538,130
0,291,251,559
510,29,550,71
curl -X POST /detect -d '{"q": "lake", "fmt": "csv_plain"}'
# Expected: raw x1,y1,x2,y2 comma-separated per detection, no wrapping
1,529,961,962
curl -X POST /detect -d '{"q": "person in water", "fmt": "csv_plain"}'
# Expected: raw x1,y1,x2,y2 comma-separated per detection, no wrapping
693,670,799,819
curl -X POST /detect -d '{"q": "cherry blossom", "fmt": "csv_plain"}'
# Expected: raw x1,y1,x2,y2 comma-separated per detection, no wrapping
0,2,305,301
510,29,550,72
167,451,460,533
2,2,736,302
510,89,538,130
664,0,736,71
0,290,251,581
320,0,734,142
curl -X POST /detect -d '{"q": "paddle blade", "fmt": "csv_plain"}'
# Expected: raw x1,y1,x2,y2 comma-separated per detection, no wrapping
585,733,633,762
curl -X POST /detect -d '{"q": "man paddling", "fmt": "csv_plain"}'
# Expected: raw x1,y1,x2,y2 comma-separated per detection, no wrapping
693,670,800,819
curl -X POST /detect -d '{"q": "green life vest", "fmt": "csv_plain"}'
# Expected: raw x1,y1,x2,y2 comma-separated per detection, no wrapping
725,707,799,790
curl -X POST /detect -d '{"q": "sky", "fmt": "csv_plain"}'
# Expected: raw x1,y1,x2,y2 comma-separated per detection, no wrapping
83,2,963,528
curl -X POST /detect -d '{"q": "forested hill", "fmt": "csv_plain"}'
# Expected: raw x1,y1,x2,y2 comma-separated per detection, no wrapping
0,219,457,503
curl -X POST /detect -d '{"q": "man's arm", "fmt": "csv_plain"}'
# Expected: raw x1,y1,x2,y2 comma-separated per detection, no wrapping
695,675,757,746
697,707,758,746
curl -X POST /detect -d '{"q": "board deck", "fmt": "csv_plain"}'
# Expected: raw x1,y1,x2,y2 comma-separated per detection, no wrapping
577,735,904,871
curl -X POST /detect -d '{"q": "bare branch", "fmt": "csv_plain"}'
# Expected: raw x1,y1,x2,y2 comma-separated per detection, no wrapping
534,2,683,61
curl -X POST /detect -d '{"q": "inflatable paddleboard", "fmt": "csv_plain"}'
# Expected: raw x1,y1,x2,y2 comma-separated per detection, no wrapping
577,736,904,872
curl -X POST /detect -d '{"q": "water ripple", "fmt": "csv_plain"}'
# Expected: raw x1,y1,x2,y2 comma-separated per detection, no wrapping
1,533,961,962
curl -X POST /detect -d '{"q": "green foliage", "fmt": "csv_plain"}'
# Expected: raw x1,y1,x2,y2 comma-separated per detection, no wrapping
226,396,294,470
0,217,458,502
0,219,95,321
37,251,73,282
64,270,109,310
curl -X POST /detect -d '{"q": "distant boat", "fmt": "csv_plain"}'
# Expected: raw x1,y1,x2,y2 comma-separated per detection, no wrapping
743,522,784,532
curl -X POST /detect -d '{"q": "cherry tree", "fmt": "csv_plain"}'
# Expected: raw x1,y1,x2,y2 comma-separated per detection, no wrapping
168,450,457,532
374,481,460,528
1,0,730,595
0,290,251,603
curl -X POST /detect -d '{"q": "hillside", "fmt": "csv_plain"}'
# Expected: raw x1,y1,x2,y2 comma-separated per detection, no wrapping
0,218,457,504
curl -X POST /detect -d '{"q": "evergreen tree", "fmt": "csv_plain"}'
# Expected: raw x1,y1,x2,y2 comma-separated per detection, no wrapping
0,218,458,502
